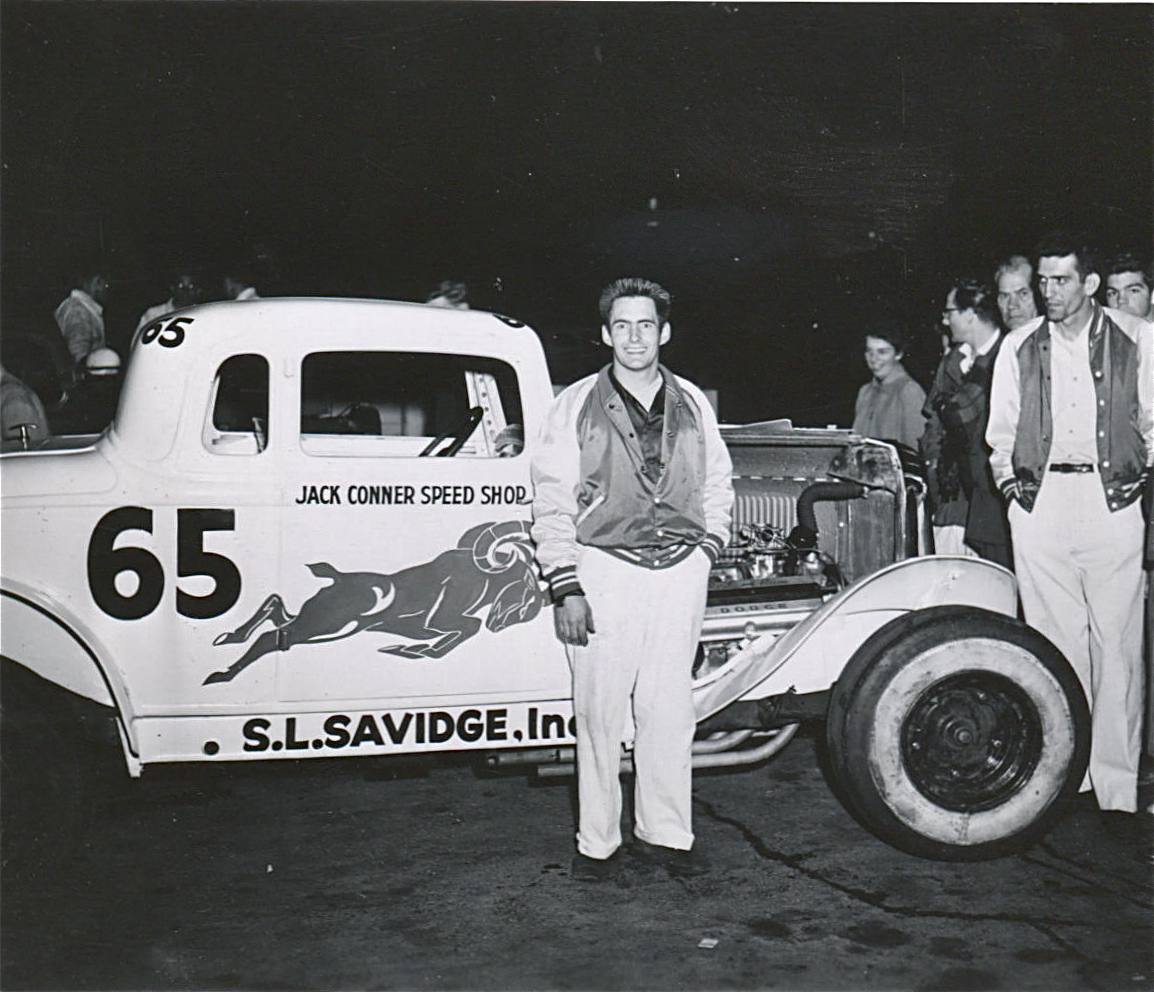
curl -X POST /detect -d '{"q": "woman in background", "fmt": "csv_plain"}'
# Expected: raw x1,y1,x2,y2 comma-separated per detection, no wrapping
852,323,926,452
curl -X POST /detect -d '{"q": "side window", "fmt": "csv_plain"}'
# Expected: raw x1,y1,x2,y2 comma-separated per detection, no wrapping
204,354,269,455
300,351,523,459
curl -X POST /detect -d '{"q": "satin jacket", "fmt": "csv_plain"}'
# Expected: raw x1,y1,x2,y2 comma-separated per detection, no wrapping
987,303,1153,513
530,364,733,601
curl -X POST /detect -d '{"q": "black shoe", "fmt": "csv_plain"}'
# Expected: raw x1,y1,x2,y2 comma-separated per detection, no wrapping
570,851,620,882
630,838,707,878
1099,809,1154,863
1099,810,1135,839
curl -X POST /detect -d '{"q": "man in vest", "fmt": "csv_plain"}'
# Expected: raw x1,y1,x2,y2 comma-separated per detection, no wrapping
531,277,733,881
987,235,1153,844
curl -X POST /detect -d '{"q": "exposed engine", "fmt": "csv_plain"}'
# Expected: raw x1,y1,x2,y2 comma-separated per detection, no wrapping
695,480,866,680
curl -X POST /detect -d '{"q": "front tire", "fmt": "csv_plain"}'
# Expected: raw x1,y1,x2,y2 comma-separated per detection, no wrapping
827,606,1089,861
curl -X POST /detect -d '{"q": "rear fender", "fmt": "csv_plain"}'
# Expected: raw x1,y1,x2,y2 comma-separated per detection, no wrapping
692,556,1017,721
1,581,139,769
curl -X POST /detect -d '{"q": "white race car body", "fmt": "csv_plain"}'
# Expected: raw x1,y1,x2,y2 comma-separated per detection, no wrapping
2,298,1017,780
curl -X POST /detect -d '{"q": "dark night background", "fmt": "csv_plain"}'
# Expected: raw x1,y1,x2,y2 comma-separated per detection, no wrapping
1,2,1151,425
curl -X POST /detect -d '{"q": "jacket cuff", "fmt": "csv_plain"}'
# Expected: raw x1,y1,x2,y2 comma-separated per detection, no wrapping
701,534,726,564
544,565,584,604
998,478,1021,504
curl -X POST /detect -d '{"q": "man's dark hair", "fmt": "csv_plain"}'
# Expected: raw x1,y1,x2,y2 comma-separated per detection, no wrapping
171,267,201,284
71,266,111,290
952,276,1001,327
225,265,256,288
599,277,672,326
426,280,469,306
1033,233,1101,280
1105,252,1153,287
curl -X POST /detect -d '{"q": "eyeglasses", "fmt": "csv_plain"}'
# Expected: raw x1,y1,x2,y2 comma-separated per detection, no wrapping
941,307,963,316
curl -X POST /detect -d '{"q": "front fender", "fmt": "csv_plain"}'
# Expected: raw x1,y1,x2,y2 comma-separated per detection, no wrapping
692,556,1017,721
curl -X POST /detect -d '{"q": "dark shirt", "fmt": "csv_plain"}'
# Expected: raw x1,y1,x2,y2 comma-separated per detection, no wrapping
610,369,665,484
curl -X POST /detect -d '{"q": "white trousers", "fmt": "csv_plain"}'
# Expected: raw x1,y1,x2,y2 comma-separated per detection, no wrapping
1008,472,1144,811
567,546,710,859
933,525,977,557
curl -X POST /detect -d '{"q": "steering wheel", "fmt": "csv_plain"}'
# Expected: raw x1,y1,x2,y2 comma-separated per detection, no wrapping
419,406,484,457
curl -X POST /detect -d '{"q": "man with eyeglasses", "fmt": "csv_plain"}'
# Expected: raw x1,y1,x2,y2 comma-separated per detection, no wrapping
987,234,1153,851
994,254,1039,331
54,268,111,364
1104,253,1154,322
531,277,733,882
923,277,1009,565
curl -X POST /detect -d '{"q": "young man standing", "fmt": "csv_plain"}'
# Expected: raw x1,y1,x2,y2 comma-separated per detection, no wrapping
531,278,733,881
987,236,1153,842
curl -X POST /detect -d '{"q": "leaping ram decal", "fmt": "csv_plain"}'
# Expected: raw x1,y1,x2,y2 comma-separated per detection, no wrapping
205,520,545,684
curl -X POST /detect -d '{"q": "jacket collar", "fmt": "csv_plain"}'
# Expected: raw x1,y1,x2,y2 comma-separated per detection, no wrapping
595,363,685,409
1038,298,1105,347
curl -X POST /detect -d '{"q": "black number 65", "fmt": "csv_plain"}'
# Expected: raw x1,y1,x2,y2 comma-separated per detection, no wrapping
87,507,242,620
140,315,193,348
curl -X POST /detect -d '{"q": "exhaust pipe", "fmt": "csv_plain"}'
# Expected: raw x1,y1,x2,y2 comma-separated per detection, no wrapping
533,723,800,778
485,747,573,769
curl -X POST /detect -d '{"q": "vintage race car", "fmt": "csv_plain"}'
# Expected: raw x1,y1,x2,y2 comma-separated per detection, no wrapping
1,298,1089,863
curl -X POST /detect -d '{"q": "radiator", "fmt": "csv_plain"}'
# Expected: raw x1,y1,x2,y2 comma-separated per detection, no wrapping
730,491,796,545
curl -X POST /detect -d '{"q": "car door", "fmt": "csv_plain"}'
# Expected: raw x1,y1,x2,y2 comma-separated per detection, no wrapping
210,332,572,755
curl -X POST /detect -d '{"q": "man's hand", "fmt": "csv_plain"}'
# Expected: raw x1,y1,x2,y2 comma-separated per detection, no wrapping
999,478,1023,506
553,595,595,646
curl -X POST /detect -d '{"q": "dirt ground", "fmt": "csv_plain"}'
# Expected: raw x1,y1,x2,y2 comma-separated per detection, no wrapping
2,728,1151,991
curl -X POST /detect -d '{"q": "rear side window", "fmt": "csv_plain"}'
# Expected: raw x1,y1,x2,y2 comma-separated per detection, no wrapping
205,354,269,455
299,351,524,459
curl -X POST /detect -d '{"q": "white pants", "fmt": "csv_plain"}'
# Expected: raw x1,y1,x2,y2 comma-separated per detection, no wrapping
933,525,977,557
1008,472,1144,811
567,546,710,859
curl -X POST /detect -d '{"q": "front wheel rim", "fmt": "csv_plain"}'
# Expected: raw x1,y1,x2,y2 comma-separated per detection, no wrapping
901,671,1044,813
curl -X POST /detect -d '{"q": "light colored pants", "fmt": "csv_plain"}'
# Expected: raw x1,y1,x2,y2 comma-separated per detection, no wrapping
1008,472,1144,811
933,525,977,557
567,546,710,859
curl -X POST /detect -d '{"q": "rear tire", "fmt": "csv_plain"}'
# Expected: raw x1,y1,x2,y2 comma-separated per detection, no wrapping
827,606,1089,861
1,662,97,876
